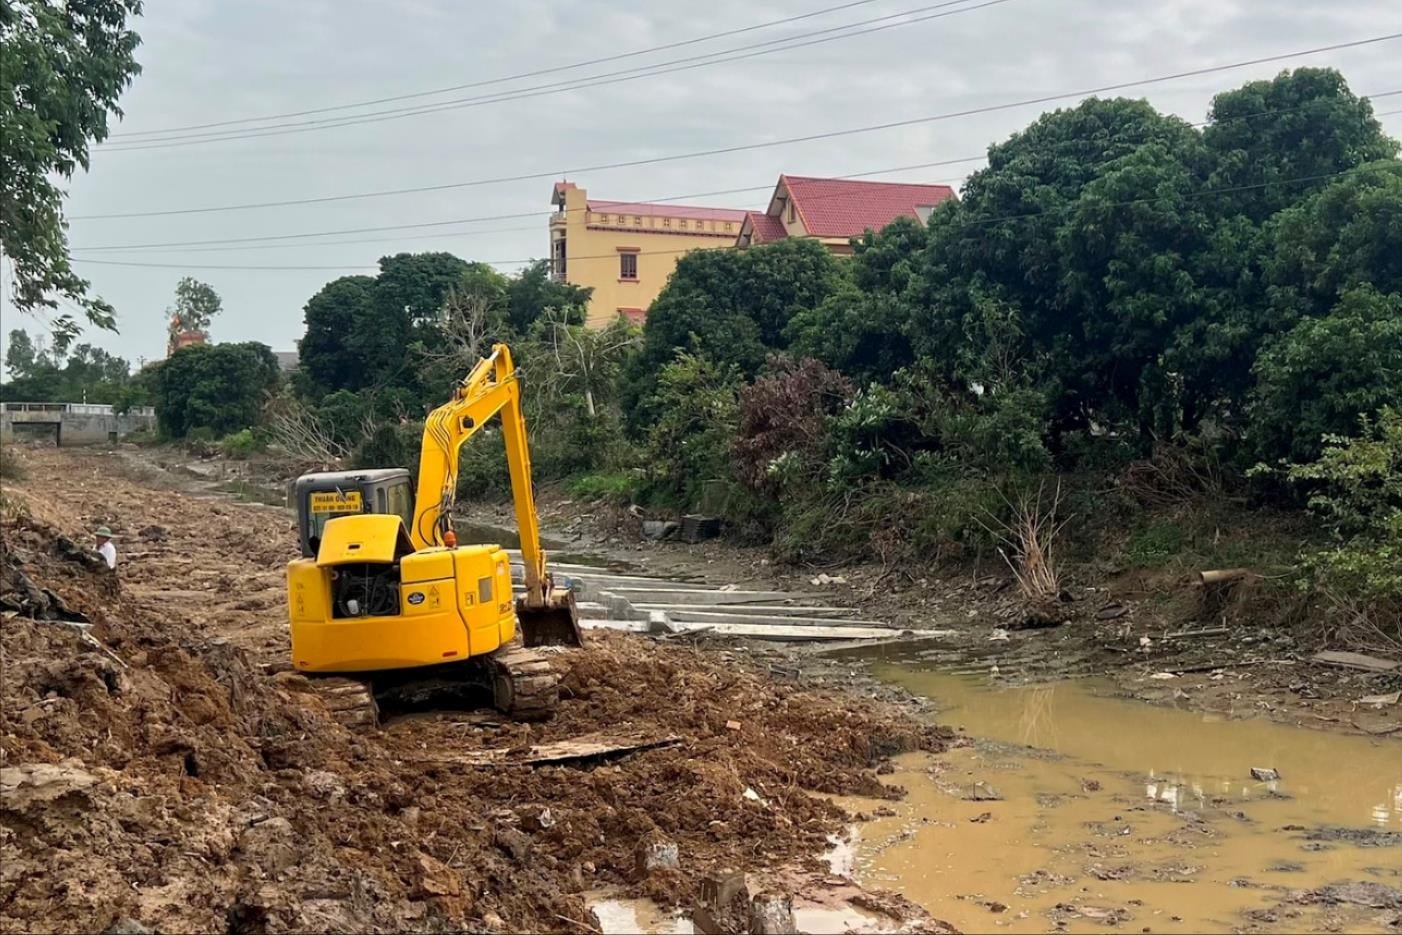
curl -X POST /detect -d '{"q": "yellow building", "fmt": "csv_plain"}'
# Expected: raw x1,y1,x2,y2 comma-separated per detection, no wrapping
549,182,748,328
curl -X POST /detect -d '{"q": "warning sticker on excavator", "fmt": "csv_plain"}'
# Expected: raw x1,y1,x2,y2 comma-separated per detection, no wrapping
309,491,363,513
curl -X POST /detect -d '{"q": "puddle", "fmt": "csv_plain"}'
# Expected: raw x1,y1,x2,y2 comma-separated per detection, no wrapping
852,664,1402,933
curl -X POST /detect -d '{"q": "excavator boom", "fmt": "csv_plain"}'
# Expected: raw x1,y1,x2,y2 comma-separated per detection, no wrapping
411,344,581,647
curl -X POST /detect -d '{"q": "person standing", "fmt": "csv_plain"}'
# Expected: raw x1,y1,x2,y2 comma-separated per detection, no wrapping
94,526,118,569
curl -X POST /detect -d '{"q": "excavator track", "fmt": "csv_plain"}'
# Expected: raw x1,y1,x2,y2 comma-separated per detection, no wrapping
312,676,380,729
489,645,559,721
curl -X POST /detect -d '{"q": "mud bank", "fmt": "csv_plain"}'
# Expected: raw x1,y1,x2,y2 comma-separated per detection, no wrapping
0,448,950,934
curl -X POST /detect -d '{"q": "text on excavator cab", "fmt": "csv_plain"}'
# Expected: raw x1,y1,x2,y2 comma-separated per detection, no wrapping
310,491,363,513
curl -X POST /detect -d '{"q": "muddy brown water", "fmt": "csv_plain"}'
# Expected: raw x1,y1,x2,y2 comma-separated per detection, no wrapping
850,661,1402,934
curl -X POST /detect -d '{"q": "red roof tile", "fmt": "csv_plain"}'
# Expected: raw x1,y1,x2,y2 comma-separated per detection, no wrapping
588,199,749,223
779,176,955,238
741,211,788,244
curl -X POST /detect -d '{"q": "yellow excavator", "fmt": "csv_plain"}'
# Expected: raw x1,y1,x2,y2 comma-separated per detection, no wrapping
284,343,582,727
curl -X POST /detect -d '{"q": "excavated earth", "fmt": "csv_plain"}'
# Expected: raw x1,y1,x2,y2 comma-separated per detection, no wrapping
0,447,950,934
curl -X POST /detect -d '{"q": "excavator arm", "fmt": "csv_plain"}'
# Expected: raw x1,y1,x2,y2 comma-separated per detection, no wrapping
410,343,557,610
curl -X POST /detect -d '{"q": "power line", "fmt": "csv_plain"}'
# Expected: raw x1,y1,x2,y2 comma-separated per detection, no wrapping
68,165,1386,272
97,0,1009,151
69,90,1402,255
68,157,985,252
71,33,1402,221
108,0,888,139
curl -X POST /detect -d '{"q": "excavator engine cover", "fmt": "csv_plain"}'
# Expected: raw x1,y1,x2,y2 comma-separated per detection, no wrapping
517,588,584,648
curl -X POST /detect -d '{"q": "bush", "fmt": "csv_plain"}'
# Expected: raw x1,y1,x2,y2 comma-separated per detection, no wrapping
217,429,259,460
570,471,643,506
640,352,741,509
0,447,25,480
733,356,853,495
1285,407,1402,609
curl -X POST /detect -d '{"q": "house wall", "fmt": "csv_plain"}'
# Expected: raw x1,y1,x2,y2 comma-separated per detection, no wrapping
551,186,742,328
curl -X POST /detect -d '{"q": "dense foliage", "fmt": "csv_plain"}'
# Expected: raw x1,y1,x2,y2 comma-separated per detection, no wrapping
1,328,144,407
271,68,1399,619
0,0,143,344
149,342,280,439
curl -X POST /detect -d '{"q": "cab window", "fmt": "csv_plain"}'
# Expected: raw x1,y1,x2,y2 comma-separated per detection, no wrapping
386,481,414,533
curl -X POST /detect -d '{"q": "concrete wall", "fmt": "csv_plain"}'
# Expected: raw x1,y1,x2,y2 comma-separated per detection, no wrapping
0,403,156,447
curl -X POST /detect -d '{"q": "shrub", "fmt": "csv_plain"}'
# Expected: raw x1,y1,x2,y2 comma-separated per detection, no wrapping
732,356,853,494
217,429,259,460
640,352,741,509
1285,408,1402,607
0,447,25,480
570,471,643,506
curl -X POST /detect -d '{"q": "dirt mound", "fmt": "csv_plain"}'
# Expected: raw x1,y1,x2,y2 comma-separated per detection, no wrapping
1,510,948,934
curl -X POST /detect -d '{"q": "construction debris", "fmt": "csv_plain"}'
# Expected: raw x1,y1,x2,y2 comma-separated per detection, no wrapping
1311,650,1400,672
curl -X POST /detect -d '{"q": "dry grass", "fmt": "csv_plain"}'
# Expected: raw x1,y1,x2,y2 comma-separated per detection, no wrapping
986,481,1071,609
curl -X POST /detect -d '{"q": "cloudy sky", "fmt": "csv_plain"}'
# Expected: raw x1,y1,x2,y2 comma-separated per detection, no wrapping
3,0,1398,371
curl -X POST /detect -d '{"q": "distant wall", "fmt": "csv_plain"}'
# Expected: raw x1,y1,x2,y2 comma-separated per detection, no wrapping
0,402,157,447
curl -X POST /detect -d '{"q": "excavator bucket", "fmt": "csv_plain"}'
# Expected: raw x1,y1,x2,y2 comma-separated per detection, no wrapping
517,588,584,648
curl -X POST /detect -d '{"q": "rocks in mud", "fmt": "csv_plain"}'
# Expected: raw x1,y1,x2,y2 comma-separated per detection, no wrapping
747,893,798,934
493,825,532,862
415,854,462,898
137,525,168,542
1293,882,1402,910
0,762,99,810
1250,766,1281,782
101,919,153,935
635,837,680,877
238,816,298,875
304,770,347,803
694,869,752,934
963,781,1002,801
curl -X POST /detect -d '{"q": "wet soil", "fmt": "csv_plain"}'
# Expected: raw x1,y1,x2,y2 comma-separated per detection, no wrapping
480,491,1402,740
0,446,950,934
848,668,1402,934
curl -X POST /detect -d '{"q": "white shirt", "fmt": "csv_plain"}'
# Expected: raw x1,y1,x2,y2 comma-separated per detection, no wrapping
98,541,117,569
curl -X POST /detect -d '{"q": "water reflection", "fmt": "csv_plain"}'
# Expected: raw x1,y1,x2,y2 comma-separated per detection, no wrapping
867,664,1402,829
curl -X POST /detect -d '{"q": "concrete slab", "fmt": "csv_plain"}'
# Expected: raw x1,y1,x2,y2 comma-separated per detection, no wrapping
646,608,894,629
603,587,827,605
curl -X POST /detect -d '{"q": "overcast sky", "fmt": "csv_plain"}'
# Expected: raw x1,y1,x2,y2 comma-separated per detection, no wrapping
2,0,1398,373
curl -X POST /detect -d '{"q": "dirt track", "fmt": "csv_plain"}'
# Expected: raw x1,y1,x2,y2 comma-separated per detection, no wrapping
0,447,950,934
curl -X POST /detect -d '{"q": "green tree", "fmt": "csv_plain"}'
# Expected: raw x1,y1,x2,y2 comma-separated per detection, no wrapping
785,218,925,384
149,342,280,438
297,275,378,396
626,238,842,422
1204,68,1398,221
907,98,1206,437
1260,161,1402,322
4,329,42,379
168,276,222,333
506,259,591,333
0,0,142,342
0,331,133,403
1249,287,1402,463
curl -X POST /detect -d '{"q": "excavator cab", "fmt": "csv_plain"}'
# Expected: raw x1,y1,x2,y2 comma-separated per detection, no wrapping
291,469,415,558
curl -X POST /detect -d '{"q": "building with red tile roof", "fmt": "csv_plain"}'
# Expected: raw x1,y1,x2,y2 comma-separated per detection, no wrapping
736,175,956,252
